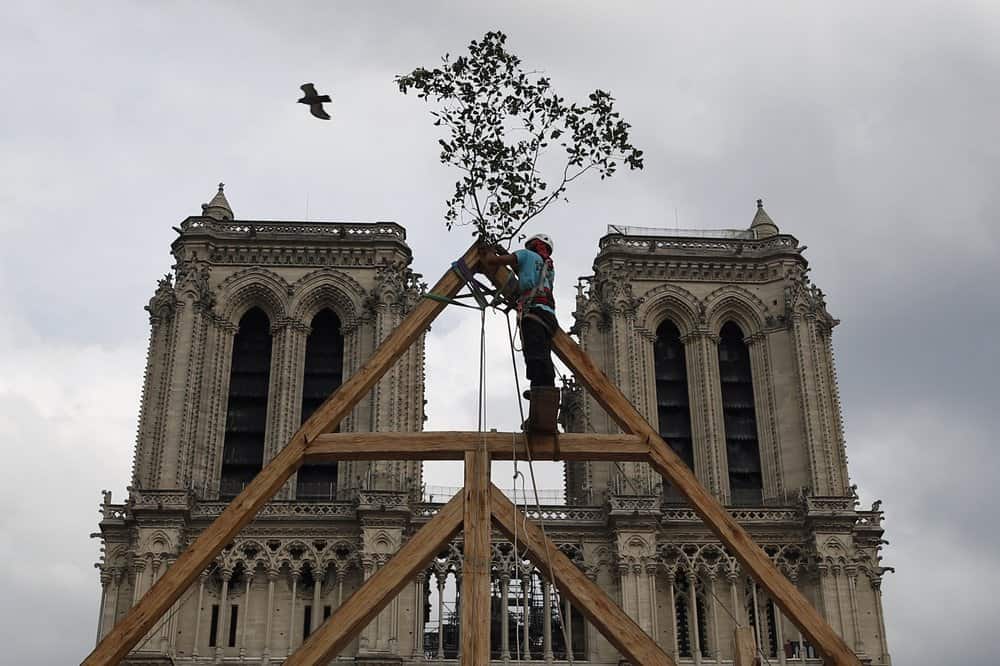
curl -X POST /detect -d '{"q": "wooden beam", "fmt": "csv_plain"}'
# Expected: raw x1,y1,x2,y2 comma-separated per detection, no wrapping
490,485,676,666
460,447,491,665
83,245,480,665
733,626,758,666
285,492,464,665
305,431,648,461
550,327,863,666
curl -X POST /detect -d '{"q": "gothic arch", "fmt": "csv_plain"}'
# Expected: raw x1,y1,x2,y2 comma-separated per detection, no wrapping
290,268,368,330
703,285,767,336
218,267,290,325
275,539,321,571
636,283,701,338
138,529,175,557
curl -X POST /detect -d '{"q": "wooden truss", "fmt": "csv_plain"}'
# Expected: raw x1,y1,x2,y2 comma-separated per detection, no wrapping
83,244,862,665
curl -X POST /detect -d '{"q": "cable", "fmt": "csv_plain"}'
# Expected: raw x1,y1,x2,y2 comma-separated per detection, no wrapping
503,309,573,661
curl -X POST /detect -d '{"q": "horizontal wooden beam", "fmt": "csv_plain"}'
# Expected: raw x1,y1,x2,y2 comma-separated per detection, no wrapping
285,492,465,665
305,431,648,461
490,485,676,666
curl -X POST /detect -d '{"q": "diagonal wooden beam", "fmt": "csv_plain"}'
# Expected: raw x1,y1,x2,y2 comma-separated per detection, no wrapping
286,492,465,665
490,485,676,666
551,327,863,666
83,244,481,665
305,431,648,461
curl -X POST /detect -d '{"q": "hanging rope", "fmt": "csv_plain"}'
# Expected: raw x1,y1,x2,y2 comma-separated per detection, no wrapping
503,309,574,661
445,250,574,661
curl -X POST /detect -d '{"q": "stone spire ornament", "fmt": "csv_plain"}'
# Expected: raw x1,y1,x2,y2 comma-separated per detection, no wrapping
201,182,234,220
750,198,779,238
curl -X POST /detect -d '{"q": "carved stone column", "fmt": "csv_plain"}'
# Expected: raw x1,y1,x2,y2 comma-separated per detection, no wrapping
831,564,846,639
131,557,147,606
789,310,849,495
155,259,215,489
728,568,742,629
163,558,180,655
708,572,721,664
682,330,728,500
262,568,278,664
436,573,446,660
134,276,178,489
239,569,253,658
411,572,426,661
845,565,866,655
872,578,891,665
645,562,659,648
311,564,324,635
521,572,532,659
687,570,702,665
95,570,111,645
543,579,554,663
668,568,680,659
750,578,762,655
287,569,299,657
746,333,783,501
192,570,208,658
564,595,574,663
270,318,309,499
500,573,511,663
217,567,232,662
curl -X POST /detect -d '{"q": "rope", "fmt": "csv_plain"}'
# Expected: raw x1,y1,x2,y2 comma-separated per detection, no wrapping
503,309,574,661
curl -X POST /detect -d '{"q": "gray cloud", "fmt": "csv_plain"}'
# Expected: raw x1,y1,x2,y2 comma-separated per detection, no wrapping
2,1,997,663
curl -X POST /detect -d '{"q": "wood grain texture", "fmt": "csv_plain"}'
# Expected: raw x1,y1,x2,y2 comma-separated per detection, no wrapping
305,431,648,461
733,626,758,666
83,245,478,666
551,327,862,666
285,493,464,665
460,447,491,665
490,485,676,666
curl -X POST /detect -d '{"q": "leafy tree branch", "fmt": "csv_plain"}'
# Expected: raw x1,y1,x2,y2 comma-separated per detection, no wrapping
396,30,644,245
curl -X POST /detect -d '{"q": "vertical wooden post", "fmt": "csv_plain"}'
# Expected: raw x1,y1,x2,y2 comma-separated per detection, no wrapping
734,626,757,666
460,445,491,665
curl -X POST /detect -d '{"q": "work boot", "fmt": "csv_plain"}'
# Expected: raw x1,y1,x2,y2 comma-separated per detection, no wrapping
525,386,560,435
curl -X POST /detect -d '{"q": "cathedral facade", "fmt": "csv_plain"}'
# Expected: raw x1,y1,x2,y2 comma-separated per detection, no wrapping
93,186,890,664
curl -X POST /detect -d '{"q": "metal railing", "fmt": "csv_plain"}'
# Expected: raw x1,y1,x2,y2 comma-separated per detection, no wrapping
607,224,756,240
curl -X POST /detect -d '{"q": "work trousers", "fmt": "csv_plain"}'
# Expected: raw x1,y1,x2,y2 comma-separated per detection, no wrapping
521,309,557,388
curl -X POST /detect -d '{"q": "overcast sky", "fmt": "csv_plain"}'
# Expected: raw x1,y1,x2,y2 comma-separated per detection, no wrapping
1,2,998,664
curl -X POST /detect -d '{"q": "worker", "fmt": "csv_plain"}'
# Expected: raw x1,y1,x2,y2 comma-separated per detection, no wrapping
480,233,560,433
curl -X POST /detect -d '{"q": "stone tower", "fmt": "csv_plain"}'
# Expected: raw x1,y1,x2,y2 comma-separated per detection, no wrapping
562,200,891,663
94,185,428,664
93,192,890,664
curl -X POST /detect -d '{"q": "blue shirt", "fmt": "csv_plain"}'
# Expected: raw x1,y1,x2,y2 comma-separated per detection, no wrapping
513,249,556,315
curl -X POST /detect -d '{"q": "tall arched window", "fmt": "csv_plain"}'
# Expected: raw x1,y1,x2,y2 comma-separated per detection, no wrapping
654,320,694,501
220,307,272,498
718,322,763,505
297,308,344,500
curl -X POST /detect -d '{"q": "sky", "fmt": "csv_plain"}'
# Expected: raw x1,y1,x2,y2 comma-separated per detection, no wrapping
1,1,998,663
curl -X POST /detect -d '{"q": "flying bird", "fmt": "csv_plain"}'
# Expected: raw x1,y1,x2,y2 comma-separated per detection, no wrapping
298,83,332,120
